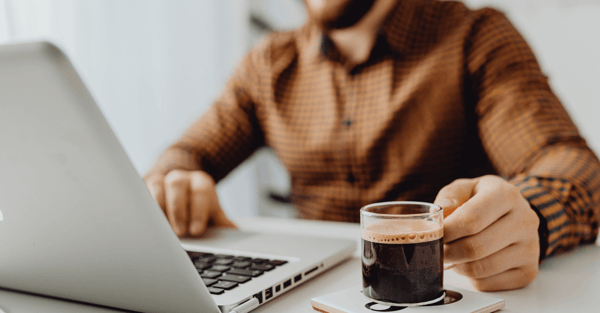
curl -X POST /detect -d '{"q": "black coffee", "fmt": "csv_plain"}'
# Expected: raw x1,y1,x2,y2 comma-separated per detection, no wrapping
362,221,443,304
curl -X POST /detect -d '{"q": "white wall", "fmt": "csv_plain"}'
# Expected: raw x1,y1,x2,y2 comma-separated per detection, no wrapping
0,0,260,217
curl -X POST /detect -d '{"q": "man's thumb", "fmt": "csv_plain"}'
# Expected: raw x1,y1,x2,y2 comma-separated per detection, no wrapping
434,197,458,210
434,197,460,218
434,178,477,217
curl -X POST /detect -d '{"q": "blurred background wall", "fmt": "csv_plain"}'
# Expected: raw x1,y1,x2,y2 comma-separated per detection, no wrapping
1,0,598,218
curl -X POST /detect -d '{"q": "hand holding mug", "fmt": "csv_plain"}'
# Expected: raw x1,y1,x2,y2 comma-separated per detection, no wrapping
434,175,540,291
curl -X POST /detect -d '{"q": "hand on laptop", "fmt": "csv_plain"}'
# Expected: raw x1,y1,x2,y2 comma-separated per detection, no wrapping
434,175,540,291
145,170,237,237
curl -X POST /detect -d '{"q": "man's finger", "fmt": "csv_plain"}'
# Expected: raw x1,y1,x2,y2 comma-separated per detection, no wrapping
444,211,520,263
146,177,166,213
443,176,514,243
188,172,213,236
468,265,538,291
434,178,476,218
452,243,535,279
164,171,190,237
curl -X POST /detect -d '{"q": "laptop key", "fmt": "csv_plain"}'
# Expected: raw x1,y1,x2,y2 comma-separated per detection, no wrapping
231,261,251,268
187,251,203,259
215,254,235,259
198,255,217,263
232,257,252,262
228,268,263,277
192,252,214,259
213,281,238,290
252,258,269,263
268,260,288,266
219,274,251,284
197,268,206,275
214,259,234,265
208,265,231,272
194,262,211,270
250,263,275,271
208,287,225,295
200,270,223,279
202,278,218,287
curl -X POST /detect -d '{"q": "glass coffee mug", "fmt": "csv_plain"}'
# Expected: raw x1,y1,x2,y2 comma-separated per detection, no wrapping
361,201,444,306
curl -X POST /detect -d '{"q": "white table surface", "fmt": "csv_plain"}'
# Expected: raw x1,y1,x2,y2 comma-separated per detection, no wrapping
1,216,598,313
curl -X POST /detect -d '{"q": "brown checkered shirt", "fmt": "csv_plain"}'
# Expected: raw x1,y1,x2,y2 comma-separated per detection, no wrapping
148,0,600,259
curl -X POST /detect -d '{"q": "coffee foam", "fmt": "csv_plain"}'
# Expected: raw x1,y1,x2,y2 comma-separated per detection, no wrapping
361,219,443,244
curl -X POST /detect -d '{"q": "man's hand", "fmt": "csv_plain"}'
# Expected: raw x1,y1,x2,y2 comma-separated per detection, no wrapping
144,170,236,237
434,175,540,291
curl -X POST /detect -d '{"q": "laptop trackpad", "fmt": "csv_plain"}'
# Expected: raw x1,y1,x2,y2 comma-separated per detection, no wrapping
183,228,261,248
180,227,348,260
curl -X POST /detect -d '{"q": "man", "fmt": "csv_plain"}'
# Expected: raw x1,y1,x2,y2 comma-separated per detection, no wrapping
144,0,600,292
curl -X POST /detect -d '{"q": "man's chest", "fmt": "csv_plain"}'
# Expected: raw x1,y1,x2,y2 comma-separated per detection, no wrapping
256,54,471,179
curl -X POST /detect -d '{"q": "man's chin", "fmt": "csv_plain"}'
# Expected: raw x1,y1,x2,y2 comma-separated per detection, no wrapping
306,0,375,31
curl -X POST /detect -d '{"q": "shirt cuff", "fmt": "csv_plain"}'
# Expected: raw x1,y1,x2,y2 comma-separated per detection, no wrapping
510,174,552,262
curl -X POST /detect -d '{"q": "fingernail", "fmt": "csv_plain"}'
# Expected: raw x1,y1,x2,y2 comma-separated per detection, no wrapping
189,221,205,235
436,198,457,210
175,222,187,236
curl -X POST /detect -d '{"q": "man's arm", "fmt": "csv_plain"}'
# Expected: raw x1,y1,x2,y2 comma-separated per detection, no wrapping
467,9,600,259
145,47,266,236
435,8,599,291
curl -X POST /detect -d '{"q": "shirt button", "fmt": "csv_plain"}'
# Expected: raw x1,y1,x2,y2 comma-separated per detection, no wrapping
342,119,353,127
345,173,355,184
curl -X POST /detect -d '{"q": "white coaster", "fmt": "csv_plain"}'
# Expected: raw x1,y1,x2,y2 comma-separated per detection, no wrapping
311,285,504,313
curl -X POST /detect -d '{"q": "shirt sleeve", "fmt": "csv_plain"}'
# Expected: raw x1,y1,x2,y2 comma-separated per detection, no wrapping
146,47,265,182
466,9,600,260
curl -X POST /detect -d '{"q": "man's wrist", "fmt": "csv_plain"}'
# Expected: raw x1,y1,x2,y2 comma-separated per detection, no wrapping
526,201,549,263
145,147,202,180
509,174,550,263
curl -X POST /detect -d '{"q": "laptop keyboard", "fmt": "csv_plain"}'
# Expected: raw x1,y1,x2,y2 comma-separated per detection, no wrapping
186,251,288,295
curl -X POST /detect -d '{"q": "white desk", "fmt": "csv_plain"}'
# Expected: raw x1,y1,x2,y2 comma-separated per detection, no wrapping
1,217,598,313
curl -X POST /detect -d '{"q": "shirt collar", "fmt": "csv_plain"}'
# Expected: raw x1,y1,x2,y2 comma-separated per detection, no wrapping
298,0,420,68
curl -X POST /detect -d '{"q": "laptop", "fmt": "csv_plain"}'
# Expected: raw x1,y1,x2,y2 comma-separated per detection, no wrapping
0,41,356,313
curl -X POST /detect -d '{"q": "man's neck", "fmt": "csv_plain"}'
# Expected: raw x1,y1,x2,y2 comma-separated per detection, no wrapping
326,0,398,68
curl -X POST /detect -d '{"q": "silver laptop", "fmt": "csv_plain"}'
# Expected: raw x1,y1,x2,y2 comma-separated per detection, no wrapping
0,41,355,313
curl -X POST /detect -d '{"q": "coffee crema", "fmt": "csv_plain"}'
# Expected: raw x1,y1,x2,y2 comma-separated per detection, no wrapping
362,218,444,305
361,219,443,244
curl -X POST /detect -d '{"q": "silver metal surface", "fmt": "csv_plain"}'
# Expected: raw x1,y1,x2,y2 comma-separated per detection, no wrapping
0,41,355,313
0,41,218,313
182,229,356,311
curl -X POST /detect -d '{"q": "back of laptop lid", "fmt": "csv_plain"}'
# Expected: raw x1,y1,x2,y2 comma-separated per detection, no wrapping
0,41,219,313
